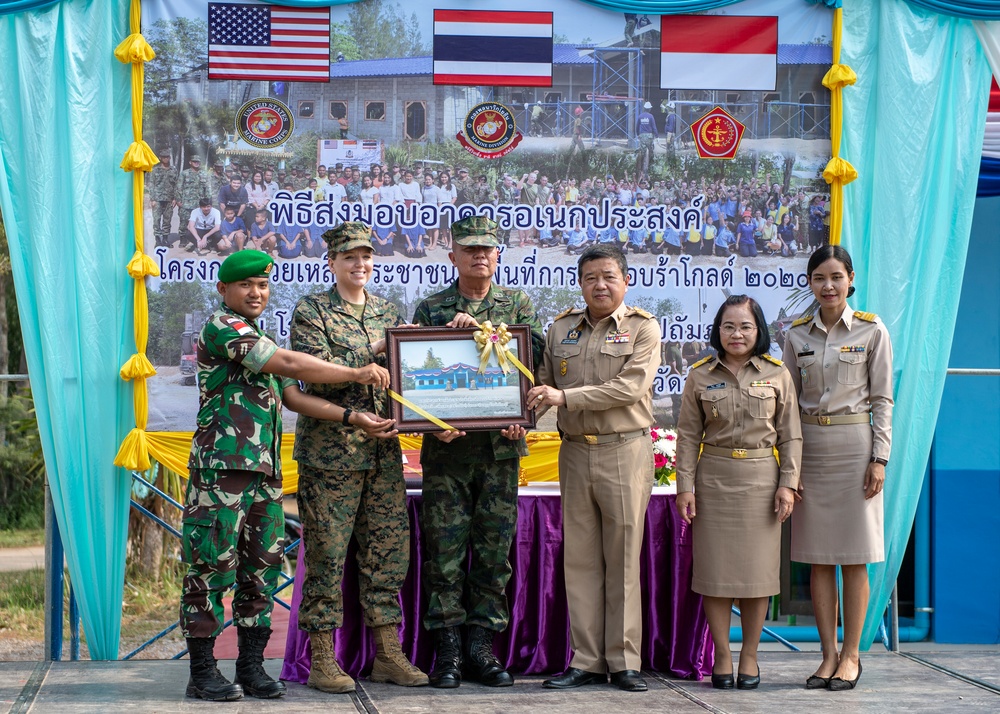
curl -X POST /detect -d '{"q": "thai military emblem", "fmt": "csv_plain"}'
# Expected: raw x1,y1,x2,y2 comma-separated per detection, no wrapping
457,102,523,159
236,98,294,149
689,106,745,160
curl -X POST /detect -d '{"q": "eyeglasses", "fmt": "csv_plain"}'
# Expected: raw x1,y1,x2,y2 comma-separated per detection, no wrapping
719,323,757,336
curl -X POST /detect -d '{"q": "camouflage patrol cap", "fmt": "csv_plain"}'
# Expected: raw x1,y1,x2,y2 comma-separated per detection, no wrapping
451,215,499,248
323,221,374,253
217,250,274,283
189,155,202,163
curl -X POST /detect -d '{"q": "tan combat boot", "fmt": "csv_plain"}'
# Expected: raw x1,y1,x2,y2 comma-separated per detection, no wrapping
369,624,430,686
307,631,356,693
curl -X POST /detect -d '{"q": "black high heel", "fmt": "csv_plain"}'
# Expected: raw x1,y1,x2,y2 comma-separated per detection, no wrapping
828,661,862,691
711,672,734,689
737,664,760,690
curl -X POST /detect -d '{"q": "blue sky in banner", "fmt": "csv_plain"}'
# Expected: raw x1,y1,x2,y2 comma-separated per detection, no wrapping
145,0,831,47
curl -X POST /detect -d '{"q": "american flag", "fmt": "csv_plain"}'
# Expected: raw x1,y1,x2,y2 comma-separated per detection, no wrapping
208,3,330,83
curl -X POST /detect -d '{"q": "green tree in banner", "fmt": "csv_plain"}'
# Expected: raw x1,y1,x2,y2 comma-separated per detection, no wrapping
333,0,425,60
144,17,209,107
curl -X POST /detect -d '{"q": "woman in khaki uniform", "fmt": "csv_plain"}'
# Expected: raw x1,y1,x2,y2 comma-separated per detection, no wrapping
675,295,801,690
783,245,892,691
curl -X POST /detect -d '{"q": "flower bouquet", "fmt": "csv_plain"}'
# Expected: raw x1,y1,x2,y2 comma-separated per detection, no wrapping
650,427,677,486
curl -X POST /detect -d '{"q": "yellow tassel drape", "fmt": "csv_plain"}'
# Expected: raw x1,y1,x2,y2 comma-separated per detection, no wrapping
822,7,857,246
113,0,158,471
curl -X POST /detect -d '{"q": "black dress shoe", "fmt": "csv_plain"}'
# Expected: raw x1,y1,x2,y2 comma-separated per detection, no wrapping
542,668,607,689
828,661,862,691
806,674,831,689
737,665,760,690
711,672,734,689
610,670,647,692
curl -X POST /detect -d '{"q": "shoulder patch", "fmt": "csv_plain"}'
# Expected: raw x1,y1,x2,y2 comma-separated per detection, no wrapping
853,310,878,323
627,306,655,319
791,315,813,327
554,307,583,321
762,354,783,366
690,355,715,370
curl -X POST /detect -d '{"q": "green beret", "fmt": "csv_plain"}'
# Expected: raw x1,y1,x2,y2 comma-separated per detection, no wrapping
452,215,499,247
323,222,374,253
217,250,274,282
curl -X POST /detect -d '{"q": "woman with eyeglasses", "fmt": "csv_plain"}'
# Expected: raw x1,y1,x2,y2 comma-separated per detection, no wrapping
783,245,892,691
675,294,802,691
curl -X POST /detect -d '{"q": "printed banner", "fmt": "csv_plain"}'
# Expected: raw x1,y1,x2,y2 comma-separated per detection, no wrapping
141,0,833,435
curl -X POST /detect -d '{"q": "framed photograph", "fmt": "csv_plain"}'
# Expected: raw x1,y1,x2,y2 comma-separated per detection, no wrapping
385,325,536,433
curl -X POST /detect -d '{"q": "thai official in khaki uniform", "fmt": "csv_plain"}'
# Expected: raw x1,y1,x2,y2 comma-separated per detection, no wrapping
527,244,661,693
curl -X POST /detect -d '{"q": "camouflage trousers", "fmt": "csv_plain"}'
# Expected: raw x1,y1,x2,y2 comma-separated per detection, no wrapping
150,201,174,245
421,458,519,632
180,468,283,639
296,462,409,632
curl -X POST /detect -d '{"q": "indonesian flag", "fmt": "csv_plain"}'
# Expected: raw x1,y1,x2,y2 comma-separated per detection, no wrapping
984,76,1000,160
660,15,778,91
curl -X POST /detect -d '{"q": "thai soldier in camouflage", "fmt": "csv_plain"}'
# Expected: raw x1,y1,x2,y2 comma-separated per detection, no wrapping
148,150,177,247
473,175,494,206
412,215,545,689
177,155,210,250
182,249,392,702
496,175,518,245
454,168,475,205
290,222,428,694
208,160,230,209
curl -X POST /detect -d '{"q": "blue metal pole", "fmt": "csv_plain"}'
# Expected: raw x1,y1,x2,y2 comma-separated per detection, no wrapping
43,483,64,661
69,584,80,660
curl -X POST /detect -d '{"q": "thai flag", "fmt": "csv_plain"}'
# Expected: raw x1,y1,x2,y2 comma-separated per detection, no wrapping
984,76,1000,160
433,10,553,87
660,15,777,91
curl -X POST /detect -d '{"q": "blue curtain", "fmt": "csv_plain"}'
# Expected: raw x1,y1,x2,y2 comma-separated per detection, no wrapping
0,0,133,659
840,0,990,648
978,157,1000,196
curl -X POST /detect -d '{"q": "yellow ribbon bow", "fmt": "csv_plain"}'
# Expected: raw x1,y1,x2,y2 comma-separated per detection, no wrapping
473,321,534,384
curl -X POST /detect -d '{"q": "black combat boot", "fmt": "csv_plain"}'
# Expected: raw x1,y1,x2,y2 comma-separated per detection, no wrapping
185,637,243,701
428,626,462,688
464,625,514,687
234,626,286,698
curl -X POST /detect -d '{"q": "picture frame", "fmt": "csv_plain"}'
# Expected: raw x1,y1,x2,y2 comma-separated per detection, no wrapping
385,325,536,433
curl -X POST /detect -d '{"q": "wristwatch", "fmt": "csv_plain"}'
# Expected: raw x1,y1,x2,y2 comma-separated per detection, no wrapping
870,457,888,466
342,409,353,426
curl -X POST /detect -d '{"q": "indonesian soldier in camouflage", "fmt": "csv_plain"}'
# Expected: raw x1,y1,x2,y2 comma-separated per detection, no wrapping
412,215,545,689
177,154,210,250
181,249,391,702
290,222,428,694
148,149,177,247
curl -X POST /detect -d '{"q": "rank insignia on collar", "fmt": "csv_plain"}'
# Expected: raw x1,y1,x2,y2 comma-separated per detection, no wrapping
560,359,567,376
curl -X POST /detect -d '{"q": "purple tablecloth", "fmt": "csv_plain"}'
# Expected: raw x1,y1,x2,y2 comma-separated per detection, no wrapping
280,493,712,682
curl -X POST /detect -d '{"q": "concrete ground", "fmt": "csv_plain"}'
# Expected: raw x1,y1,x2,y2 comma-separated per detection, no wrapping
3,649,999,713
0,548,44,573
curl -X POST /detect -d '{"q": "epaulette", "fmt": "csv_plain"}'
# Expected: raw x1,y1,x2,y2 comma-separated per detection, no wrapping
554,307,583,321
853,310,877,323
762,354,783,366
690,355,715,370
627,306,655,319
791,315,813,327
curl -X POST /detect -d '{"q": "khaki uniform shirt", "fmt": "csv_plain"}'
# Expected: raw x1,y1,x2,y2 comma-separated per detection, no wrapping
538,302,661,437
782,305,893,461
675,355,802,493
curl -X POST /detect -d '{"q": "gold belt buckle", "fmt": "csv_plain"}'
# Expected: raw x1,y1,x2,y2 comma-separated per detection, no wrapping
732,449,747,459
819,416,832,426
584,434,598,445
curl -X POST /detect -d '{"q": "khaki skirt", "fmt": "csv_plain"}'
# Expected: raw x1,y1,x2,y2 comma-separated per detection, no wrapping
691,452,781,598
791,422,884,565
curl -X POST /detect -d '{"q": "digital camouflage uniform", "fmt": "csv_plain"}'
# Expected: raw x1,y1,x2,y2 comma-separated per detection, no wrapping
291,284,408,632
181,305,291,639
148,160,177,246
178,162,210,245
454,175,475,205
208,168,230,209
496,182,517,245
413,281,544,632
